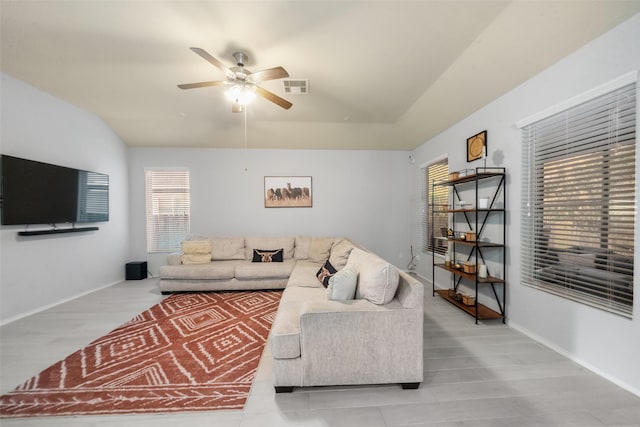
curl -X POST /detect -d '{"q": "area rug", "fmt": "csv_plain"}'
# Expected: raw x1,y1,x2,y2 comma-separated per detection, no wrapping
0,290,282,418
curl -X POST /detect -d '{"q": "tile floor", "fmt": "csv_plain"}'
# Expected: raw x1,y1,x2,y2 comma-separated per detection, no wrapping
1,277,638,426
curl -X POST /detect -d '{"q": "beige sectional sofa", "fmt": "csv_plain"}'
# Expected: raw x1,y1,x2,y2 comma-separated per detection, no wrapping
159,236,424,392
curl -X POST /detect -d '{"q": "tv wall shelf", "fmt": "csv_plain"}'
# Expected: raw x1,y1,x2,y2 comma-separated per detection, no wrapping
431,167,506,324
18,227,99,236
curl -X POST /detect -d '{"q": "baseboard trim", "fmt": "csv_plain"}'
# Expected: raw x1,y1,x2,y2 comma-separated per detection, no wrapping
0,279,124,326
508,320,640,398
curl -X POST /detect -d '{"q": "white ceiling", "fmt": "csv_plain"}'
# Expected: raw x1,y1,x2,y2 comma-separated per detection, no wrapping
2,1,639,150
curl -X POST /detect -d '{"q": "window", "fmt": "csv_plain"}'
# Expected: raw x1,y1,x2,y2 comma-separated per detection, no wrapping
77,171,109,222
145,169,190,253
422,157,449,255
521,79,635,317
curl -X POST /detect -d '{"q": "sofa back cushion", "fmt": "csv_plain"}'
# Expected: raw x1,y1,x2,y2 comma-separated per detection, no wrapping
210,237,245,260
347,248,400,305
294,236,312,260
308,237,335,263
245,237,295,260
329,238,356,270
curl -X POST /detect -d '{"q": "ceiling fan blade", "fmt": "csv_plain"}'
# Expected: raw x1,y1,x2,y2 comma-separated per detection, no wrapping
177,81,226,89
255,86,293,110
189,47,235,79
249,66,289,83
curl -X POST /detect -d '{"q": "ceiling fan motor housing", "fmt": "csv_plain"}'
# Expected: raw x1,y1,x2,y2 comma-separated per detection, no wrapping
232,52,247,67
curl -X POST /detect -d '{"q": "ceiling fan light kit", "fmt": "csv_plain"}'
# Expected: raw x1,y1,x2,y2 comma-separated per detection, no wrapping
178,47,293,112
224,84,256,105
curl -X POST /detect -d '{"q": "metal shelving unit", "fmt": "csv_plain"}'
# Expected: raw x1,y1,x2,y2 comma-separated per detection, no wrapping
431,167,506,324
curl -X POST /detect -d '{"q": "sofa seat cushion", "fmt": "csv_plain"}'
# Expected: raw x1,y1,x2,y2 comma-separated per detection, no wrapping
235,259,296,280
159,260,241,280
286,260,324,288
271,286,327,359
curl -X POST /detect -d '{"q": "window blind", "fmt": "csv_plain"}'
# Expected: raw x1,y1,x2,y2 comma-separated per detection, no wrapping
521,81,635,318
145,169,190,253
422,158,448,255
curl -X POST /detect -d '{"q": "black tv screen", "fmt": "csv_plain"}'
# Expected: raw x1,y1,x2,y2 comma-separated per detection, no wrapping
1,155,109,225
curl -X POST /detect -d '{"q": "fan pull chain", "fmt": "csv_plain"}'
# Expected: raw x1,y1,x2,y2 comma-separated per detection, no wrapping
244,106,248,172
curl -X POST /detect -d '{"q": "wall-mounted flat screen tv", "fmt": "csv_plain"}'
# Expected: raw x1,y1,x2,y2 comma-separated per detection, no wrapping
0,155,109,225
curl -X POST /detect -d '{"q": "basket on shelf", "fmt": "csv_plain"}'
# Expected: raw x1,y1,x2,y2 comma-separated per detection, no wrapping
463,262,477,274
462,294,476,306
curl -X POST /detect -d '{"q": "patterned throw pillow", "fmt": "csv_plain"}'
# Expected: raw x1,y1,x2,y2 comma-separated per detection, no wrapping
316,260,337,288
252,248,284,263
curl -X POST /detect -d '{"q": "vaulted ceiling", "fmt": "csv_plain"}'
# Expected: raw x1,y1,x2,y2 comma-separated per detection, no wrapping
2,1,638,150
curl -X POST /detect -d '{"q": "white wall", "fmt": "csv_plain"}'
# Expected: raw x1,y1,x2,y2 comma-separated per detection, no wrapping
128,147,413,274
0,73,130,324
411,14,640,395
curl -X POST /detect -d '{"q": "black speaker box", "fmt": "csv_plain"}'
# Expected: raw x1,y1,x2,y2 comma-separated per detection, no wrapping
126,261,147,280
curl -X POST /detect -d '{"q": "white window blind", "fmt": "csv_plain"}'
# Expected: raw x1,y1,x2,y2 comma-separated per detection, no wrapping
145,169,190,253
521,81,635,318
422,158,448,255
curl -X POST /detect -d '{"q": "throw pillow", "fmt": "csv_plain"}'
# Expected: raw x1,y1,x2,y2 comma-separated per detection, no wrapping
316,260,337,288
181,253,211,264
245,237,295,260
309,237,335,263
181,239,211,254
327,267,357,301
252,248,284,263
347,248,400,305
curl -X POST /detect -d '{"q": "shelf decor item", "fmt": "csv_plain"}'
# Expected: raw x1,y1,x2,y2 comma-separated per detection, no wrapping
467,130,487,162
462,294,476,306
478,264,488,279
463,262,476,274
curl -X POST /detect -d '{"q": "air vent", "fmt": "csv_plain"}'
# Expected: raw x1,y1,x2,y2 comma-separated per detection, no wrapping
283,79,309,94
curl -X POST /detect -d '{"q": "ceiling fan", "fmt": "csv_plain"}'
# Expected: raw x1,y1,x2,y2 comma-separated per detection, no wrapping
178,47,293,113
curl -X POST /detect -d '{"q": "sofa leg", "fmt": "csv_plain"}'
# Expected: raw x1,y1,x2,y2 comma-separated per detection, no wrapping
274,386,294,393
401,382,420,390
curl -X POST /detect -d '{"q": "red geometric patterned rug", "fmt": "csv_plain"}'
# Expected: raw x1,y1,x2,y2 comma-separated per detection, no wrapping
0,291,282,418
